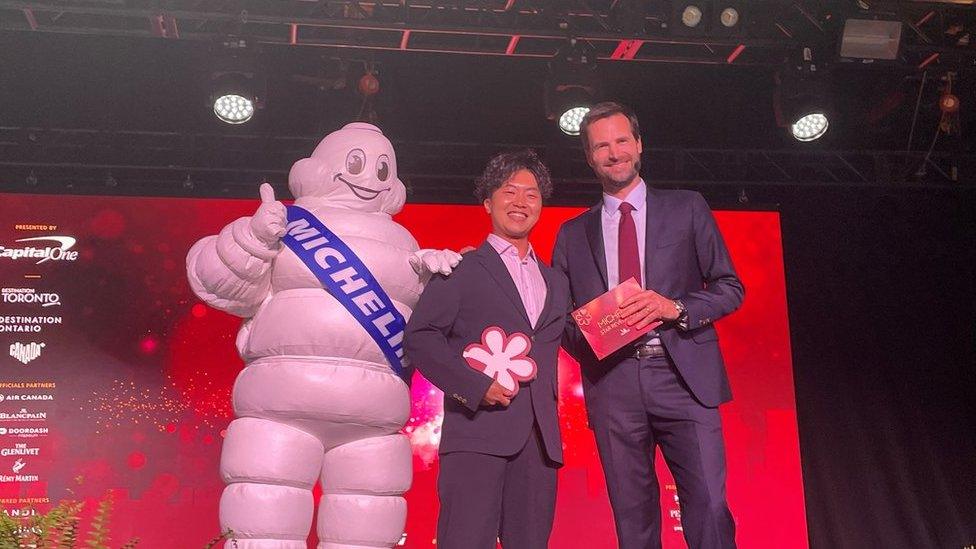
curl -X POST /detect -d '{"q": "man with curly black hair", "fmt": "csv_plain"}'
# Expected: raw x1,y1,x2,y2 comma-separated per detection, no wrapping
405,149,570,548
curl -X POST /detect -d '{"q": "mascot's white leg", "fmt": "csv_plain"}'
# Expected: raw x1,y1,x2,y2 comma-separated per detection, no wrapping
219,417,325,548
317,434,412,549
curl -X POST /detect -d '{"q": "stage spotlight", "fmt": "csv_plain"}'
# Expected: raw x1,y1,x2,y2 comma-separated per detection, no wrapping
671,2,710,35
774,49,833,143
672,2,744,36
213,93,254,124
546,40,598,136
558,106,590,136
778,93,832,142
791,113,829,142
719,7,739,28
774,74,833,142
682,5,704,28
211,72,258,125
208,40,265,126
712,2,745,36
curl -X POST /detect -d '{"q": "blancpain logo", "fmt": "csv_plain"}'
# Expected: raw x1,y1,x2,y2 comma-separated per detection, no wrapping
1,288,61,308
9,342,45,365
0,236,79,264
0,409,46,421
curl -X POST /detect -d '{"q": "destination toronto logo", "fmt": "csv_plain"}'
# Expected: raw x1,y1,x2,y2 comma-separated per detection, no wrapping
1,288,62,307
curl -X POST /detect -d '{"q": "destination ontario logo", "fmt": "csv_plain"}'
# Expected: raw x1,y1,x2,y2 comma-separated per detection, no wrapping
0,236,79,264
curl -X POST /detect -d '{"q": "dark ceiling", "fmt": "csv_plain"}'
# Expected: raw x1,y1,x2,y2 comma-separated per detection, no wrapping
1,1,974,201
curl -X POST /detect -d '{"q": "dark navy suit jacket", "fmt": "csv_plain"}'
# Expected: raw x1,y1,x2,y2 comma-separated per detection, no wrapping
552,188,744,408
404,241,570,464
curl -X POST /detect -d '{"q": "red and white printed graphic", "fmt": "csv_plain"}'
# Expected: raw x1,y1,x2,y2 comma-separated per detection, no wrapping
462,326,538,393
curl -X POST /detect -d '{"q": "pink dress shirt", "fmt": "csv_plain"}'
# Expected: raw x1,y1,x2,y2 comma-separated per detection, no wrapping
486,234,547,329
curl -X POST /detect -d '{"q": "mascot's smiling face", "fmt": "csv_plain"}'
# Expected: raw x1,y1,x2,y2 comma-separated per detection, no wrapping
288,122,406,215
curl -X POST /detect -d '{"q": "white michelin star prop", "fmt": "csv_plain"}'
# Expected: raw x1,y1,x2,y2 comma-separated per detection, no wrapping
462,326,538,393
186,122,460,548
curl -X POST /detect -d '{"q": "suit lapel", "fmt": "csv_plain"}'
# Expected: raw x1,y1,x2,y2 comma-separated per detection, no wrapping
534,262,556,332
476,242,532,329
584,205,609,291
643,187,668,288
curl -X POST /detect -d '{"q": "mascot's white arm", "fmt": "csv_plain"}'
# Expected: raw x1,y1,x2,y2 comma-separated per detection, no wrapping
186,183,286,317
410,248,462,277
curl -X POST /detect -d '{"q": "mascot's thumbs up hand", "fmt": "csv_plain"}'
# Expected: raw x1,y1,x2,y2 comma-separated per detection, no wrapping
250,183,288,246
410,249,463,276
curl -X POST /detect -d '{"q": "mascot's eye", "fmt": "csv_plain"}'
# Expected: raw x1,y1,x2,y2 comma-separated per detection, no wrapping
346,149,366,175
376,155,391,181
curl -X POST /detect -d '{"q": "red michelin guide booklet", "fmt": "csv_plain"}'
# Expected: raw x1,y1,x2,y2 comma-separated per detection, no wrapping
571,277,652,360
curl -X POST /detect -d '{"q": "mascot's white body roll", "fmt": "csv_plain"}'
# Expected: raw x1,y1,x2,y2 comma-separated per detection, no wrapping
186,123,457,548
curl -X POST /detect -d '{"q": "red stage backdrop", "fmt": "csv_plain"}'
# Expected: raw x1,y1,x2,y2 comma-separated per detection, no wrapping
0,193,807,548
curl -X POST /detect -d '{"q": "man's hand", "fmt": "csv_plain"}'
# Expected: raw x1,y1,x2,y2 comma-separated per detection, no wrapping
619,289,678,330
481,380,514,407
249,183,287,246
410,249,463,276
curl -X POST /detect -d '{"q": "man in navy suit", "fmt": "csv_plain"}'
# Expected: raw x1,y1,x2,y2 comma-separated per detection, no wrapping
405,150,570,549
553,102,744,549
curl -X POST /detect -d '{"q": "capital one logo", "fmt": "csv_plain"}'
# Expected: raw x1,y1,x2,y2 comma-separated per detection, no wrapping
9,342,45,365
0,236,79,264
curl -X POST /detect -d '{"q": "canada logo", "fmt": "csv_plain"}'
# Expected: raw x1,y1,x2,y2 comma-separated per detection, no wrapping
462,326,538,394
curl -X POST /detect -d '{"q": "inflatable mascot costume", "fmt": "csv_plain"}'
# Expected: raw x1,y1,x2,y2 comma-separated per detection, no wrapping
186,123,461,548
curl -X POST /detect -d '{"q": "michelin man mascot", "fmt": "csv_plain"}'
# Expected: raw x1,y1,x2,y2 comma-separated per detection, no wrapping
186,122,460,548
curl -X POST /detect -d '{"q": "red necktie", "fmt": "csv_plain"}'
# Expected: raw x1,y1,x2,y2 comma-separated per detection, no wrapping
618,202,642,287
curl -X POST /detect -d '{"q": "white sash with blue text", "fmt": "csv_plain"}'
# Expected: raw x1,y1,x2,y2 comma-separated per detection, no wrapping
281,205,408,382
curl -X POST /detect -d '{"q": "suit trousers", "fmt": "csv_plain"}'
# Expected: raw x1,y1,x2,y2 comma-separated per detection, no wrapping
587,354,736,549
436,423,558,549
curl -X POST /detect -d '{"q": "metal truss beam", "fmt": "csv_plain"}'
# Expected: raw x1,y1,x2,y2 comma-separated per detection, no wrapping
2,1,975,67
0,127,970,202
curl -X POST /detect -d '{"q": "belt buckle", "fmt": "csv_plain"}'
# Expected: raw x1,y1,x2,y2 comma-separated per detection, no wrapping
634,344,664,359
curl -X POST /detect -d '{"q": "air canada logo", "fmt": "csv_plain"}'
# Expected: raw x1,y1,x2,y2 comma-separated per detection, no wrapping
9,342,45,365
0,236,79,264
